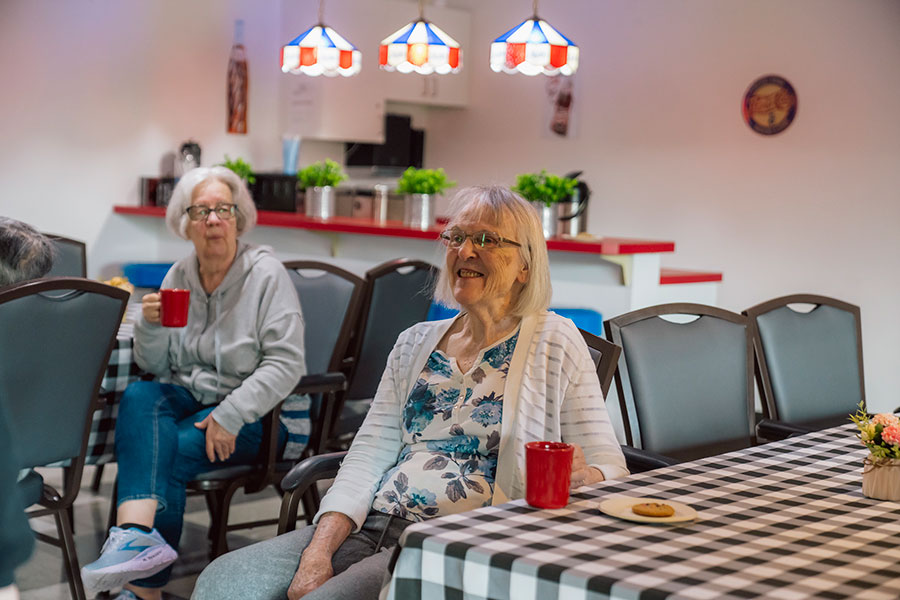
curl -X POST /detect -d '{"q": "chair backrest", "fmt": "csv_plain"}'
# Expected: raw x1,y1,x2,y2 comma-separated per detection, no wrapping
578,328,621,399
282,261,365,377
43,234,87,278
605,303,754,460
744,294,864,424
345,259,438,401
0,278,127,479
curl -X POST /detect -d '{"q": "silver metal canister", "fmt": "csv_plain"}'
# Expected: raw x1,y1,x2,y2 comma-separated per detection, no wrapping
373,184,390,223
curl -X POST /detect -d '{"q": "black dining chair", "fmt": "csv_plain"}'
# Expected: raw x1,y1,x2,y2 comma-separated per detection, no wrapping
605,303,756,463
43,234,87,278
184,260,366,556
329,258,438,450
0,278,128,600
577,327,674,473
109,260,367,558
743,294,865,441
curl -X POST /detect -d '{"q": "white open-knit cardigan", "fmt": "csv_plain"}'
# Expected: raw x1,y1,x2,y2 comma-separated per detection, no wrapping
315,311,629,530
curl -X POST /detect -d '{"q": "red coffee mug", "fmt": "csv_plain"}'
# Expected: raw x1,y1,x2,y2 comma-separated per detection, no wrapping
159,288,190,327
525,441,574,509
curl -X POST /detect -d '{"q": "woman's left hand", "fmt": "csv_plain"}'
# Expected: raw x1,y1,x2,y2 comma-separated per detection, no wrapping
194,414,238,462
570,444,605,489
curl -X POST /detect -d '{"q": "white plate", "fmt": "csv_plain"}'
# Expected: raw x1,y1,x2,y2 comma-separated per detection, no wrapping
598,496,698,524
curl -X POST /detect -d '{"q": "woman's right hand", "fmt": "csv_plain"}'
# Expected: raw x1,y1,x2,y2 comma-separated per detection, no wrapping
287,512,353,599
142,292,161,324
287,549,334,600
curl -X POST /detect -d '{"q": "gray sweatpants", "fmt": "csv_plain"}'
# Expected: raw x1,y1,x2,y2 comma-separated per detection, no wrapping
192,512,410,600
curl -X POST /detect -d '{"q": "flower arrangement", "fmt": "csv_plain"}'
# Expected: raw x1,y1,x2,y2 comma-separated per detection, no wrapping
219,155,255,184
512,170,577,207
297,159,347,189
396,167,456,195
851,402,900,460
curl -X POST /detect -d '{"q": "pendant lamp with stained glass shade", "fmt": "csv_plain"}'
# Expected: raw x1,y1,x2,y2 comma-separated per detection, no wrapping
379,0,461,75
491,0,578,76
281,0,361,77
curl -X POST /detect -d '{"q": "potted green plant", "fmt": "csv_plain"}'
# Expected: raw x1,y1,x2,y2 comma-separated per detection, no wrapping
512,170,577,238
396,167,456,230
297,159,347,219
219,155,256,184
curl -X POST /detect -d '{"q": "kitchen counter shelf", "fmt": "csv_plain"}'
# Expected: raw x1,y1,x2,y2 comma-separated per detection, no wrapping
112,206,676,256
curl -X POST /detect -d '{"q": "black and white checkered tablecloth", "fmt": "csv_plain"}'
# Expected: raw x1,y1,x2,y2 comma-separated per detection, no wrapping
385,425,900,600
85,305,142,465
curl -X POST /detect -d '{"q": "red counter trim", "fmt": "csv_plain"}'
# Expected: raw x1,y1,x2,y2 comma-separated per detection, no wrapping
113,206,676,256
659,268,723,285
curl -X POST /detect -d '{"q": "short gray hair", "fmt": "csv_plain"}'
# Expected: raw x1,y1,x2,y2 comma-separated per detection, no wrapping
165,166,257,240
0,217,54,286
433,186,551,317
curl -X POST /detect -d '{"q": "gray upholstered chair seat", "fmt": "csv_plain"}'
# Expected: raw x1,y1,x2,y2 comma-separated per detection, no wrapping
606,303,755,462
745,295,864,441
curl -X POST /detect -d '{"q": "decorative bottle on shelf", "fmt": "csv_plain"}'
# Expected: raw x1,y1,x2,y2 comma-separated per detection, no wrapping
227,19,248,134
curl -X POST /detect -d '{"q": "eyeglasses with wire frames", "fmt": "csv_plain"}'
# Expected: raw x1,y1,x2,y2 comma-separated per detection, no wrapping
185,203,237,222
439,227,521,250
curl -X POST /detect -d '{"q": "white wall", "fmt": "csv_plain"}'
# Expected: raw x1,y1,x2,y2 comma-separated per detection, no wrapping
1,0,898,411
425,0,900,412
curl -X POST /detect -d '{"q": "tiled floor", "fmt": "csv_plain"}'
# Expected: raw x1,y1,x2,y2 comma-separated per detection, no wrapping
16,465,298,600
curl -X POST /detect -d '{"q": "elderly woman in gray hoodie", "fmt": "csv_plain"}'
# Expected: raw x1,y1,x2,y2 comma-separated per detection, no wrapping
81,167,307,600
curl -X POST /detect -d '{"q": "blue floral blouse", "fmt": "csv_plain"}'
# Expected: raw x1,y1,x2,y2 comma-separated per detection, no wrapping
371,329,519,521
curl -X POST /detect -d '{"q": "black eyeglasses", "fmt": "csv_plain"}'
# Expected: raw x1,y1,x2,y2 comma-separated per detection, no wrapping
185,204,237,222
439,227,521,250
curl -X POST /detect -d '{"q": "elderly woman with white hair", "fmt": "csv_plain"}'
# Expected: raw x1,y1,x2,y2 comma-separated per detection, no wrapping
193,185,628,600
82,167,307,600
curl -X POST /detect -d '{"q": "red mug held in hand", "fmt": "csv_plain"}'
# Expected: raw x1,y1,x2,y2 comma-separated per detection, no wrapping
159,288,190,327
525,441,574,509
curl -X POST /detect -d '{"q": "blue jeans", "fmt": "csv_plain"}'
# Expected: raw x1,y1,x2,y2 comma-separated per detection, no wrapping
115,381,286,587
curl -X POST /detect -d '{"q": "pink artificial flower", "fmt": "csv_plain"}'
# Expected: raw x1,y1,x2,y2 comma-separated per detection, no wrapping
882,424,900,445
872,413,900,428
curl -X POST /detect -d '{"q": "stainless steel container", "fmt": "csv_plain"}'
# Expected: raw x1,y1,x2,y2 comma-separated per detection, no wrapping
373,184,390,223
533,201,558,239
556,186,589,237
404,193,436,230
305,186,335,219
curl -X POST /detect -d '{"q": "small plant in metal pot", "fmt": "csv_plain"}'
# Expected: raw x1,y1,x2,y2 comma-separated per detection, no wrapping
219,155,256,184
512,170,578,238
512,170,577,207
396,168,456,230
396,167,456,196
297,159,346,219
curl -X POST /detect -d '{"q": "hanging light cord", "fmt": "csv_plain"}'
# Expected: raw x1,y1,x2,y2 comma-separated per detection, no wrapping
419,0,425,21
533,0,539,19
318,0,325,25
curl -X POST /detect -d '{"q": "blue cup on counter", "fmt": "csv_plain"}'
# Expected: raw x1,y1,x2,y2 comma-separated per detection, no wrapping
282,135,301,175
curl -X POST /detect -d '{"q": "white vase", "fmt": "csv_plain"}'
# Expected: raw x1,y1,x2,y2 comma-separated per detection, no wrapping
305,186,335,219
861,456,900,501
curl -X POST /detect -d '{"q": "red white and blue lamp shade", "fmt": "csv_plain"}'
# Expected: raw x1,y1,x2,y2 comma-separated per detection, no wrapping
379,20,461,75
281,24,361,77
490,18,579,76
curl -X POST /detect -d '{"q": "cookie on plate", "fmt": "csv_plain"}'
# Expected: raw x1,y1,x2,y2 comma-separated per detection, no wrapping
631,502,675,517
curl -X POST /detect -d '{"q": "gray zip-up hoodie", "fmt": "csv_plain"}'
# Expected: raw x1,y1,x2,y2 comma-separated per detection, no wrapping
133,242,306,445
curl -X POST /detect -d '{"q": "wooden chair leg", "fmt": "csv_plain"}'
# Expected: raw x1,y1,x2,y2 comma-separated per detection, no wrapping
301,488,318,526
210,482,242,559
55,508,87,600
91,464,105,492
106,476,118,532
63,467,76,534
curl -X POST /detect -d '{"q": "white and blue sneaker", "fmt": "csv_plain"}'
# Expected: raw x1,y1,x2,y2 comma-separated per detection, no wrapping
111,590,140,600
81,526,177,596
